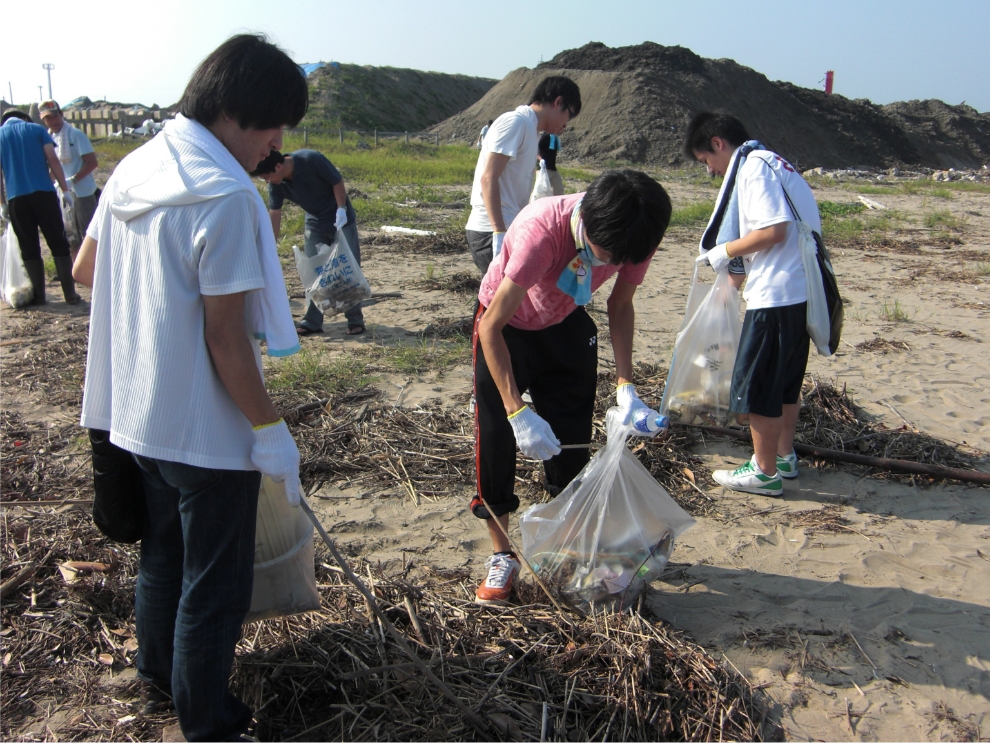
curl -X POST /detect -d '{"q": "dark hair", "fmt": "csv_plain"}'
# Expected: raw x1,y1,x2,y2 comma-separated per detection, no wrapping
1,109,31,124
529,76,582,118
178,34,308,129
251,149,286,176
683,112,751,158
582,169,671,264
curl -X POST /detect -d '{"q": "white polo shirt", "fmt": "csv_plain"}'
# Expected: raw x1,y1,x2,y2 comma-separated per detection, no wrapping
82,179,265,470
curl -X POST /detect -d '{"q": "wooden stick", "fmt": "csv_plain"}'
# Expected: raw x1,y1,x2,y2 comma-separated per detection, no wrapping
0,565,37,599
678,424,990,486
299,498,493,738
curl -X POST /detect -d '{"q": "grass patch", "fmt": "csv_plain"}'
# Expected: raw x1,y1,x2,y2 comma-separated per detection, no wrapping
879,298,912,322
822,209,907,243
818,201,866,218
265,349,376,394
923,209,966,231
357,336,471,376
976,262,990,276
559,166,597,184
669,201,713,227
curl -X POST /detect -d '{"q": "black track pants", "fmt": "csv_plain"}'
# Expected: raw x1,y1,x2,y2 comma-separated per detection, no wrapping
9,190,71,262
472,306,598,518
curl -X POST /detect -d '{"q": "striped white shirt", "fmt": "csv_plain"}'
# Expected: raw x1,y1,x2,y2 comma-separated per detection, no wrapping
82,182,265,470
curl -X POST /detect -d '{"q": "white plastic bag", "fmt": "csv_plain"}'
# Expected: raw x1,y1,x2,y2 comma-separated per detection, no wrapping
293,229,371,317
519,408,695,612
660,263,742,426
530,160,554,203
1,222,34,308
245,476,321,623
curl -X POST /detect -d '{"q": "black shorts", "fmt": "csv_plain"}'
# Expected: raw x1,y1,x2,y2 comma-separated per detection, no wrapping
729,302,810,418
465,230,493,274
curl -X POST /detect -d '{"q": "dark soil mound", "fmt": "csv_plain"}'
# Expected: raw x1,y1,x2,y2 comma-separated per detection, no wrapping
303,63,496,132
433,41,990,170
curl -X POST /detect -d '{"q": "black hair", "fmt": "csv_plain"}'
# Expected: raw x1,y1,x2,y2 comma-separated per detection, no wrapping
251,149,286,176
683,112,751,159
529,76,582,118
582,169,671,264
178,34,308,130
1,109,31,124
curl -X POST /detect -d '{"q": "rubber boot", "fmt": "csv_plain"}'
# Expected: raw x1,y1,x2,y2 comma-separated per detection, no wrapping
53,256,80,305
23,259,47,306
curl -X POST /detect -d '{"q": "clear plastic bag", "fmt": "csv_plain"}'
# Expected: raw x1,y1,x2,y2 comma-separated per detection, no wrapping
245,476,321,624
519,408,695,612
293,229,371,317
1,222,34,308
660,263,742,426
530,160,554,202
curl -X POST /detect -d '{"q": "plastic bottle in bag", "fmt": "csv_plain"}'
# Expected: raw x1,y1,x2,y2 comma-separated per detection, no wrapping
630,410,670,435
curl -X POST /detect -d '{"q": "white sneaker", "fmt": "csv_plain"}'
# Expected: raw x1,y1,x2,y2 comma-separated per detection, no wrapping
713,456,784,497
776,450,799,479
475,552,520,604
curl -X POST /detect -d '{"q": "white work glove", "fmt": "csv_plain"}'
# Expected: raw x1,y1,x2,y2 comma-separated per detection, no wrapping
492,231,505,258
1,203,8,221
251,419,302,506
334,207,347,230
697,244,731,274
616,383,668,438
64,175,76,192
60,187,74,208
507,405,561,460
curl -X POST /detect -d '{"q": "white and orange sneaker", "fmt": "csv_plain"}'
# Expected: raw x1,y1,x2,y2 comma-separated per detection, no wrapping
475,552,520,604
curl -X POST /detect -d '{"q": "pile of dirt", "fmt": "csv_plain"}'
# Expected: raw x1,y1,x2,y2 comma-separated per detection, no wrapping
303,63,496,132
432,41,990,170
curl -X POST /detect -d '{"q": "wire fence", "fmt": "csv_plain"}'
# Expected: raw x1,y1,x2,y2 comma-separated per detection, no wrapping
287,126,442,147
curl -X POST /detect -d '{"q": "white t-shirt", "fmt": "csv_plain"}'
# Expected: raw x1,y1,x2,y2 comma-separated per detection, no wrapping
465,106,539,233
737,150,821,310
51,124,97,197
82,185,266,470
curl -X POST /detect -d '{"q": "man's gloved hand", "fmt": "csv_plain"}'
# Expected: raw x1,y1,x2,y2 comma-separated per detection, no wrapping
507,405,561,460
616,383,668,438
251,419,302,506
334,207,347,230
1,203,9,221
59,187,74,209
64,176,76,192
492,231,505,258
697,244,731,273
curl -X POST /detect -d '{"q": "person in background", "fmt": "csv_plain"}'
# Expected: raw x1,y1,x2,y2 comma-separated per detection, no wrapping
476,119,493,149
465,77,581,275
685,111,819,496
39,99,98,255
72,34,308,740
537,132,565,196
0,108,79,305
471,169,672,604
253,149,365,335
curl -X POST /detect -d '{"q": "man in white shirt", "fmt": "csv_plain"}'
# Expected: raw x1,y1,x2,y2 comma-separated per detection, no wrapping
39,99,98,253
685,112,820,497
465,76,581,274
72,35,308,741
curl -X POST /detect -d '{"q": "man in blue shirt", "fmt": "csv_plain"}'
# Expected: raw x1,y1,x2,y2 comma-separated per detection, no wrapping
0,109,80,305
253,149,365,335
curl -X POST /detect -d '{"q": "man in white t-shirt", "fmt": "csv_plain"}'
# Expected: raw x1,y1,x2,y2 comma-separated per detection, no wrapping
685,112,820,497
72,35,308,741
465,76,581,274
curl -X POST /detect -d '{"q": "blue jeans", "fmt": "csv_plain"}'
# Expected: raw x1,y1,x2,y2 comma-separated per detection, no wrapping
133,456,260,742
299,223,364,331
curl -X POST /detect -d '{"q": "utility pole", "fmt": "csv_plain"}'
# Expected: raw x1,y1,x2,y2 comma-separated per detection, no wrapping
38,86,43,101
7,82,12,105
42,63,55,99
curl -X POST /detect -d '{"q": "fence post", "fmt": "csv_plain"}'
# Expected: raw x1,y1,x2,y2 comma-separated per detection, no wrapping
404,131,409,144
303,127,308,145
374,129,378,147
435,133,439,148
339,129,343,143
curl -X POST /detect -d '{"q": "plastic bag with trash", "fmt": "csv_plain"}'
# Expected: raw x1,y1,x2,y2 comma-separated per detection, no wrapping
0,222,34,308
530,160,555,203
293,228,371,317
660,262,742,426
245,476,320,623
519,407,695,612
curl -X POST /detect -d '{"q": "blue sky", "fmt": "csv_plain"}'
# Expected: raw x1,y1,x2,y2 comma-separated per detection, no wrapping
3,0,988,112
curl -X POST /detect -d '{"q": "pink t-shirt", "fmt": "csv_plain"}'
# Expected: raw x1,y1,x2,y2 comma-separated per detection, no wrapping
478,193,655,331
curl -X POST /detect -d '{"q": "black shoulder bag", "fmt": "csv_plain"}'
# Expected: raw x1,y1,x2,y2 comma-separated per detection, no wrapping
89,430,146,543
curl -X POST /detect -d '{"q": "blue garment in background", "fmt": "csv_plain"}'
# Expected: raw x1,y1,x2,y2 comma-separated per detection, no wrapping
0,120,57,200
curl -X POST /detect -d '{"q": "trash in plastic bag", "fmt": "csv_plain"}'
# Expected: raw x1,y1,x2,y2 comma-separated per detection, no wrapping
0,222,34,308
293,228,371,317
530,160,554,202
660,262,742,426
519,408,695,612
245,476,321,623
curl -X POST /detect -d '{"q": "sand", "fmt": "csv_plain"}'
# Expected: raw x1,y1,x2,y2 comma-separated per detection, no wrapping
2,176,987,741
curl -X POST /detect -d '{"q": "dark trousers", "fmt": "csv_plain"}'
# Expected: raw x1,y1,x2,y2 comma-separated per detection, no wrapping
8,190,71,261
465,229,494,274
133,456,260,741
473,306,598,517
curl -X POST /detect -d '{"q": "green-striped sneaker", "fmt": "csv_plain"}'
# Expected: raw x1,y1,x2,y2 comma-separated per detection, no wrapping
776,451,799,479
713,456,784,496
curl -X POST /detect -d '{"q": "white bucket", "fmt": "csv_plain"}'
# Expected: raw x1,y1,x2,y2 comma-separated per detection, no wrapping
245,477,321,623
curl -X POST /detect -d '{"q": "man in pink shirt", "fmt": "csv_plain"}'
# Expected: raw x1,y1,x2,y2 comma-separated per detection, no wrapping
471,169,673,604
